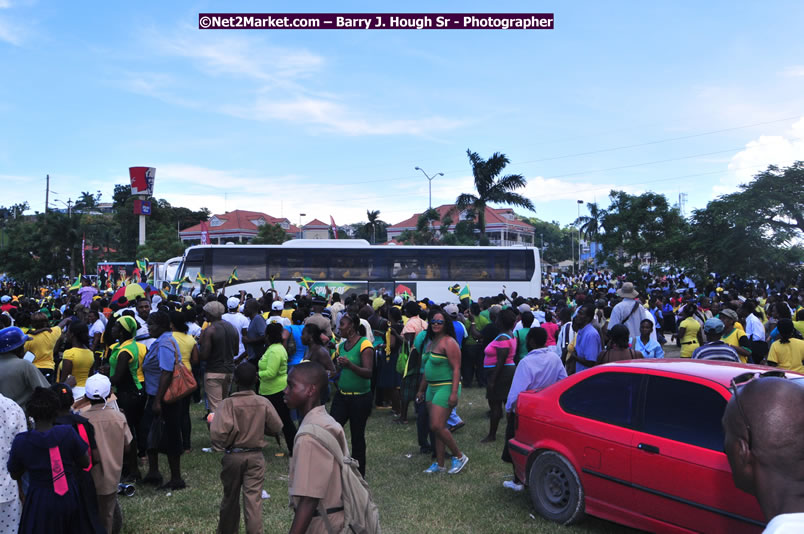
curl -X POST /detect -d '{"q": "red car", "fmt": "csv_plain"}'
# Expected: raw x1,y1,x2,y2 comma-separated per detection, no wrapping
508,359,801,533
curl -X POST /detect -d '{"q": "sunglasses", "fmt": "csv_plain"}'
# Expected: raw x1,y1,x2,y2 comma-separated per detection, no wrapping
430,319,445,325
729,370,787,449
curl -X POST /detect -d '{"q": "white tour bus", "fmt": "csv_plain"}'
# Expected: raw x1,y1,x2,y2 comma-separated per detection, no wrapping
175,240,541,302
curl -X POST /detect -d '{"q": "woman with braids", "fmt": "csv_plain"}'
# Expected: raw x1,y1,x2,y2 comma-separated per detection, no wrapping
8,387,92,534
331,312,374,478
766,319,804,373
481,308,518,444
415,307,468,474
597,324,644,363
140,310,185,490
300,322,335,403
52,383,105,534
105,315,147,462
58,322,95,394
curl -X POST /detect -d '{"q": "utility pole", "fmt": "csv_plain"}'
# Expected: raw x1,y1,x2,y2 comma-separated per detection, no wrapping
45,174,50,213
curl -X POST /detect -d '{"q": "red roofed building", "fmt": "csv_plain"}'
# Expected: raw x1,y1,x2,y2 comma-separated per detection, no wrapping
179,210,300,244
301,218,330,239
386,204,535,246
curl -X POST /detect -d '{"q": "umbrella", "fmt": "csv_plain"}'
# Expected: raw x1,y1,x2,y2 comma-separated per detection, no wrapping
111,284,146,304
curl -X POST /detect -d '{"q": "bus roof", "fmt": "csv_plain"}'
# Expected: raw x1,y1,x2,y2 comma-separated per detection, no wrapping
183,241,536,252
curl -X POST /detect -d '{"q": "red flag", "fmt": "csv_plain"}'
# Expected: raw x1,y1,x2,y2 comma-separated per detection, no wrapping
81,233,86,275
330,216,338,239
200,221,210,245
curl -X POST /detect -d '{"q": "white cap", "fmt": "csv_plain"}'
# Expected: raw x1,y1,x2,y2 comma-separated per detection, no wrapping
284,295,295,302
393,296,403,305
444,304,460,317
227,296,240,309
85,373,111,401
271,300,284,311
518,303,531,314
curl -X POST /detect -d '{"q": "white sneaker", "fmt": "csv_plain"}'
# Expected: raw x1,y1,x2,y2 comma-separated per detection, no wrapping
448,454,469,474
503,480,524,491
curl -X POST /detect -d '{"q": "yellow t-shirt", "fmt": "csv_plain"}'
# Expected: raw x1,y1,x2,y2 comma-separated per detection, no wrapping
722,328,749,364
25,326,62,370
62,347,94,386
172,332,196,371
679,316,701,358
767,338,804,374
281,308,293,320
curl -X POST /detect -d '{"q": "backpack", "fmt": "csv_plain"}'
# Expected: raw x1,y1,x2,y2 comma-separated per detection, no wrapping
294,423,381,534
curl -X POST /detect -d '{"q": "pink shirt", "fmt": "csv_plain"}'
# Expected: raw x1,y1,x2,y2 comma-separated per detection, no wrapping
483,334,516,367
541,322,559,347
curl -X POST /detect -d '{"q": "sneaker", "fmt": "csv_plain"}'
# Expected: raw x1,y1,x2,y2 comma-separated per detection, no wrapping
448,454,469,474
423,462,447,474
503,480,524,491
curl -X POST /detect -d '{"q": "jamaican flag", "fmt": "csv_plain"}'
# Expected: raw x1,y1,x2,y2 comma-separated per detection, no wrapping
227,267,239,285
69,277,81,291
297,276,314,291
136,258,149,282
196,273,215,292
269,273,276,291
458,284,471,302
448,284,461,295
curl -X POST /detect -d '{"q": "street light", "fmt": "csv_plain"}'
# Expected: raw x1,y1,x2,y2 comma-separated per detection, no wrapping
577,200,583,273
414,167,444,210
299,213,306,238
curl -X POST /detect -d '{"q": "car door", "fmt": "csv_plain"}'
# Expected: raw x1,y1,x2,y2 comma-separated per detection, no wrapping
558,371,643,514
630,375,765,533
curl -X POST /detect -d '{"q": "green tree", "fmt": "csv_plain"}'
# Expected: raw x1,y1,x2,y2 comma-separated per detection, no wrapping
598,190,688,270
74,191,101,211
454,149,535,235
573,202,607,241
251,223,290,244
363,210,387,244
398,209,441,245
522,217,574,265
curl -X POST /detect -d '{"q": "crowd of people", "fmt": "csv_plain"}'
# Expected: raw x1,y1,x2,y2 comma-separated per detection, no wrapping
0,268,802,533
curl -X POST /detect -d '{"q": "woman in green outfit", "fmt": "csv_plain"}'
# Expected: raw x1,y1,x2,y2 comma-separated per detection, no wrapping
331,312,374,478
259,322,297,455
415,308,469,475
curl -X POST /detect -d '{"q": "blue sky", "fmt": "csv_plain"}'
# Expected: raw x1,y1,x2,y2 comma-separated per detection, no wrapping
2,1,804,229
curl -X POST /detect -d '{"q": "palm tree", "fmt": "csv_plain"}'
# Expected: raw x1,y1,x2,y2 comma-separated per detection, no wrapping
573,202,607,240
454,149,535,236
364,210,386,244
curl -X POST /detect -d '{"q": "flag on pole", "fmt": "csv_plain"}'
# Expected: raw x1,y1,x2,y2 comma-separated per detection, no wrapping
81,233,86,275
297,276,314,291
458,285,471,301
330,216,338,239
200,221,210,245
448,284,461,295
227,267,239,285
69,277,81,291
269,273,276,291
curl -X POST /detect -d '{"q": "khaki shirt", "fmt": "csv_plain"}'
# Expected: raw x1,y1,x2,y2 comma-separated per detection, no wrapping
304,314,333,338
84,403,133,495
210,390,283,450
289,406,346,534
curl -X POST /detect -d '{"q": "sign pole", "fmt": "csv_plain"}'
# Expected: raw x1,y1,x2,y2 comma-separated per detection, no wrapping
139,215,146,245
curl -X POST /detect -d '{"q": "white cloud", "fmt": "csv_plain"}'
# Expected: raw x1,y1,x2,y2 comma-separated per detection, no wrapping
717,117,804,194
0,18,23,45
224,96,465,136
153,30,323,83
780,66,804,78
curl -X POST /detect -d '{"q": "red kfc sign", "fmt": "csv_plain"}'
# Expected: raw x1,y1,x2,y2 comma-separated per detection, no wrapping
129,167,156,196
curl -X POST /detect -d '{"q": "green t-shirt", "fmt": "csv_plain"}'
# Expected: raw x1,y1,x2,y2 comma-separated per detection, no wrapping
336,337,373,394
515,328,530,361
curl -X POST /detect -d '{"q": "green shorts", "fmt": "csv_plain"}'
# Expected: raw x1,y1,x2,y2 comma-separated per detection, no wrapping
426,382,461,409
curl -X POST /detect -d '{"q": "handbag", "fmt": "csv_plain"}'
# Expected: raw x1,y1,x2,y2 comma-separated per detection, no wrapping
396,340,410,376
163,338,198,404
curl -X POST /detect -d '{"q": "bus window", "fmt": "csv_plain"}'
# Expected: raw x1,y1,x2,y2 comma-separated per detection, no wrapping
232,249,268,283
391,251,444,280
449,253,507,281
330,252,368,280
509,252,531,281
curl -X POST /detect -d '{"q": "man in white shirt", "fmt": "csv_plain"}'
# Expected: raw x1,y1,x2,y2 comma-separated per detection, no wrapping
0,392,26,532
722,377,804,533
265,300,291,327
223,296,249,358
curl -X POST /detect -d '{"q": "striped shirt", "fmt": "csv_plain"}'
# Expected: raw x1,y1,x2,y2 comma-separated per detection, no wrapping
691,341,740,362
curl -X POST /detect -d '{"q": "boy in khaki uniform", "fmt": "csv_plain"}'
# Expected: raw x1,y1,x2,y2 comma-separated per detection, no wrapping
83,374,134,534
210,362,283,534
285,362,346,534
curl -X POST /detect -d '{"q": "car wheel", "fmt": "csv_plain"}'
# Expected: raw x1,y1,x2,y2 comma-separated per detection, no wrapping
528,451,585,525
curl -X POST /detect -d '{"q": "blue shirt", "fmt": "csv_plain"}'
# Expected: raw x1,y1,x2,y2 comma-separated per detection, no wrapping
506,347,567,412
634,336,664,359
285,324,305,366
141,331,178,396
452,320,466,347
574,323,602,372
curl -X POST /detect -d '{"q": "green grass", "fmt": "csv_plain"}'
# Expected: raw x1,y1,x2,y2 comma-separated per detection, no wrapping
121,387,640,534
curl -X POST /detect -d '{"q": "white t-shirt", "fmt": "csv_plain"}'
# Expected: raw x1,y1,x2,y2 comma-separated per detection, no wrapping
89,319,105,338
223,312,249,355
763,513,804,534
186,321,202,339
266,315,291,327
514,319,541,332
